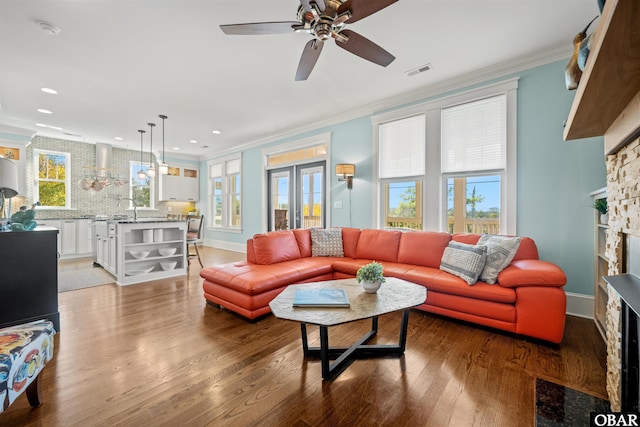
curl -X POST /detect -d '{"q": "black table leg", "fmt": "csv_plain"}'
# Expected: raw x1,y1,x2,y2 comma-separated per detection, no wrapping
301,310,412,380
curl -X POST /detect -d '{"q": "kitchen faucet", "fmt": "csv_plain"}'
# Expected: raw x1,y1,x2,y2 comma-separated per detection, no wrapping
117,198,138,220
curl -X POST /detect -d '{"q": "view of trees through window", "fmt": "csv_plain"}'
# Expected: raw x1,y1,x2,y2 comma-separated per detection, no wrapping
36,151,68,207
130,162,152,208
385,181,422,230
447,176,500,233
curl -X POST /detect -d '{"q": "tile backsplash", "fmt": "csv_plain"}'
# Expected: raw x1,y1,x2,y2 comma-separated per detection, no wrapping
10,136,196,219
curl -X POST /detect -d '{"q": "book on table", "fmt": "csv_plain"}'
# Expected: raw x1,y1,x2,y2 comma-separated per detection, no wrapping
293,288,350,308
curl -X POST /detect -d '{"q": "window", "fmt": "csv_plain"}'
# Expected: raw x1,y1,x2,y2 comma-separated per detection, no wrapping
372,79,517,234
379,115,425,230
209,156,242,229
129,161,154,208
442,94,506,234
34,149,71,208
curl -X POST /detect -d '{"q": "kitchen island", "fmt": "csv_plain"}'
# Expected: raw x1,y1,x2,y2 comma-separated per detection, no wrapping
94,219,187,286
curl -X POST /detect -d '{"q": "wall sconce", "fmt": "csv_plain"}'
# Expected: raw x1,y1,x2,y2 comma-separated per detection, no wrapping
336,163,355,189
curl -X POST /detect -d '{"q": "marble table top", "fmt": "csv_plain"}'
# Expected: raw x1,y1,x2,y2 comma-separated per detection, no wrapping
269,277,426,326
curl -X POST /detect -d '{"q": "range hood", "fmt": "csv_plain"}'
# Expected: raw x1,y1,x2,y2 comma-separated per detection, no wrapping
95,143,112,177
78,143,125,191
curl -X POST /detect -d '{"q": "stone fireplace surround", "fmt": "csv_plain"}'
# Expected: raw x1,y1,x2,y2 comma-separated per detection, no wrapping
605,137,640,411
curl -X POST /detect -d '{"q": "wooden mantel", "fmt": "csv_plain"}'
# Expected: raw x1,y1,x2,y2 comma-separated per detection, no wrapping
563,0,640,154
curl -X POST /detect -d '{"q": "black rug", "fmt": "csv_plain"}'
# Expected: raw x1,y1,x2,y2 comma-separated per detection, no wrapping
535,378,610,426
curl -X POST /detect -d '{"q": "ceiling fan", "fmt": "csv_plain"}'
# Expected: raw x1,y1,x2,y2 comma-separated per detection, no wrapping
220,0,399,81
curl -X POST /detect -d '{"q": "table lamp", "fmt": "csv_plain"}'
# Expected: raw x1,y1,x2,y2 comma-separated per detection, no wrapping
0,157,19,222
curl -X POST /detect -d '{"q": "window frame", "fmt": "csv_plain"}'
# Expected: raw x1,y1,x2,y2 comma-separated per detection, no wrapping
128,160,155,209
33,148,71,209
371,78,518,234
207,154,242,231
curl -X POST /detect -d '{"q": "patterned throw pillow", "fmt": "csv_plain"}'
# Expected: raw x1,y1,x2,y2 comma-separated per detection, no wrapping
311,228,344,257
478,235,522,284
440,241,487,285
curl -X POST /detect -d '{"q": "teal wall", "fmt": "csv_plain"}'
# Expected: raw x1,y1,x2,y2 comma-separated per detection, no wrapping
203,59,606,296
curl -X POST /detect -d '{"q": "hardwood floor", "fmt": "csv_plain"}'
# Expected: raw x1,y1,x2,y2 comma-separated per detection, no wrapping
1,246,607,426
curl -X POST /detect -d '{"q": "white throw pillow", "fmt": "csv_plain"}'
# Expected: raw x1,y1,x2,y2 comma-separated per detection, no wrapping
477,235,522,284
440,241,487,285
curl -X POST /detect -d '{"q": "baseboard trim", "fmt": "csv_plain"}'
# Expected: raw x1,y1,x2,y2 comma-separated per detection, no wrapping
566,292,594,319
202,238,245,253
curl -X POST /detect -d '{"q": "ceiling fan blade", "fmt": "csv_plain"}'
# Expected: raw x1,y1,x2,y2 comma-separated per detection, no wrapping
335,29,395,67
220,22,299,35
338,0,399,23
295,39,324,81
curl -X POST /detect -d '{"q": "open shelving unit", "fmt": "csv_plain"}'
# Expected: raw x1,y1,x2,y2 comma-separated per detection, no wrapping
116,221,187,286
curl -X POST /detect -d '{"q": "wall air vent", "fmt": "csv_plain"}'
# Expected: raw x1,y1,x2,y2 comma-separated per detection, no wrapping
405,63,432,77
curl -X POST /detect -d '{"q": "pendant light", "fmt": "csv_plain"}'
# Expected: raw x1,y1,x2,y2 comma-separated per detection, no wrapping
137,129,147,180
158,114,169,175
146,122,156,178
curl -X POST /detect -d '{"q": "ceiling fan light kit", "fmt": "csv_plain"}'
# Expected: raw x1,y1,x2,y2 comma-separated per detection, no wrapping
220,0,399,80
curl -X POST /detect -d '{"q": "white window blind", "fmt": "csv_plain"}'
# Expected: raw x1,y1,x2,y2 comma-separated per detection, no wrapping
210,163,222,177
379,114,425,179
441,94,506,174
227,158,241,174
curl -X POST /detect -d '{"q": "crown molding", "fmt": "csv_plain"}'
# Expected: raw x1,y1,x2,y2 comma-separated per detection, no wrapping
199,43,572,162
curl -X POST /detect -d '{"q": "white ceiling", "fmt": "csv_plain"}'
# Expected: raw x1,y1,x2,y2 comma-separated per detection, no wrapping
0,0,600,159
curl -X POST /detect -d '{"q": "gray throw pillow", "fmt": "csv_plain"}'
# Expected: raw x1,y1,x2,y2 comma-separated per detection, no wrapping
440,241,487,285
311,228,344,257
478,235,522,284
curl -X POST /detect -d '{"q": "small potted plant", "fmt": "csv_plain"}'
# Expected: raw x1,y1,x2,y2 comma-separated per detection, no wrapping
356,261,386,293
594,198,608,225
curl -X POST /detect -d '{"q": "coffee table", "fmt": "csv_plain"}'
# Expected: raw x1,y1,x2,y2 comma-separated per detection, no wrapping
269,277,426,380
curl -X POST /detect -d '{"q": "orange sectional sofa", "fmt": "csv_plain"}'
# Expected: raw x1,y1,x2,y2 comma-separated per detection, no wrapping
200,228,567,343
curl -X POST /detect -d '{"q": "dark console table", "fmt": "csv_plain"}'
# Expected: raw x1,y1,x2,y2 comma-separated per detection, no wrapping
0,227,60,331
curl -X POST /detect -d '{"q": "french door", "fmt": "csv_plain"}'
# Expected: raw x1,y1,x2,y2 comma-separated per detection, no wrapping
268,161,325,231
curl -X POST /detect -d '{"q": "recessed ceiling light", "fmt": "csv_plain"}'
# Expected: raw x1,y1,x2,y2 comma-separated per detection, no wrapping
114,137,123,141
37,108,52,114
212,130,221,135
35,123,62,131
189,140,198,144
173,147,180,151
41,87,58,94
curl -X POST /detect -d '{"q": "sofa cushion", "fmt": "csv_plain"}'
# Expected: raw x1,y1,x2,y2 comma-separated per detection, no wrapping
341,228,361,258
397,231,452,268
311,227,344,257
355,229,402,262
252,231,301,265
440,241,487,285
512,237,539,260
478,235,521,284
293,229,312,258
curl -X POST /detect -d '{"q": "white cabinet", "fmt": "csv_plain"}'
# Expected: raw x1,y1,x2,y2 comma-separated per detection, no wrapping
61,220,77,255
94,221,117,275
159,164,199,201
76,219,93,255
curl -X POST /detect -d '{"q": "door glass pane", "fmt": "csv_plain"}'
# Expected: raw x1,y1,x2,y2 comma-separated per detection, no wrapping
301,166,323,229
271,170,290,230
212,177,223,226
385,181,422,230
447,175,501,233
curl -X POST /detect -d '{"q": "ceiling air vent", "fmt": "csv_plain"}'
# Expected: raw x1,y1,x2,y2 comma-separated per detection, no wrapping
406,63,432,77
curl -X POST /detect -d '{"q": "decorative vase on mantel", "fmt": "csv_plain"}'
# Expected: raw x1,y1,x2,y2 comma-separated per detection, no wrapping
600,213,609,225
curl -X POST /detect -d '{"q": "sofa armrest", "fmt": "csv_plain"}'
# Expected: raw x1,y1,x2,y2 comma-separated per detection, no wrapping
497,259,566,288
